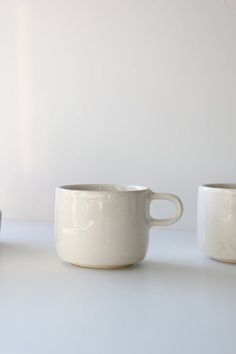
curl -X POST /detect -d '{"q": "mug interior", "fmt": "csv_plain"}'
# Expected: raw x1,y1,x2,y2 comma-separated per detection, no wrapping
202,183,236,190
59,184,148,192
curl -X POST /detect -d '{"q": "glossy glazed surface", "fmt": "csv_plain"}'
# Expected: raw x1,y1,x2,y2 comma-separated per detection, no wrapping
197,184,236,261
55,184,183,268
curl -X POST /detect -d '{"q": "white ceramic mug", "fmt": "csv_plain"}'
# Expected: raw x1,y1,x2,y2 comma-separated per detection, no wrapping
55,184,183,268
197,184,236,263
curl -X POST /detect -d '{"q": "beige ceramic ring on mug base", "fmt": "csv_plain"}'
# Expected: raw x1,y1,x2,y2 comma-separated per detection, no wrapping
55,184,183,269
197,184,236,263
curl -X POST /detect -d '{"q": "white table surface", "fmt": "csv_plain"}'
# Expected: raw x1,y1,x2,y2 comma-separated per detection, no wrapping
0,220,236,354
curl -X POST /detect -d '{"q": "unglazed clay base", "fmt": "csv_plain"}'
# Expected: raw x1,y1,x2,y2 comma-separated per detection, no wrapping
71,262,133,269
211,257,236,264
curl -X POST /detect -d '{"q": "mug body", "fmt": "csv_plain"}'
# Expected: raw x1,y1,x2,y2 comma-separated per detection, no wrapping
55,185,150,268
197,184,236,262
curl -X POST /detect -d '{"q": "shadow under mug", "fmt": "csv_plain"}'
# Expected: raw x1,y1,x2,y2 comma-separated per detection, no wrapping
198,183,236,263
55,184,183,269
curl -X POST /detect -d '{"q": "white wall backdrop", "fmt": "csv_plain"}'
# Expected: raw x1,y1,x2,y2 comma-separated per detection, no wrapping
1,0,236,229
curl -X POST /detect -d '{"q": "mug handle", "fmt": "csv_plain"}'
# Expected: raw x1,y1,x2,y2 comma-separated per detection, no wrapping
149,192,183,227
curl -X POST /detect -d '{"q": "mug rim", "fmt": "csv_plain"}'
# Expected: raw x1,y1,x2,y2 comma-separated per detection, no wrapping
200,183,236,190
57,184,149,193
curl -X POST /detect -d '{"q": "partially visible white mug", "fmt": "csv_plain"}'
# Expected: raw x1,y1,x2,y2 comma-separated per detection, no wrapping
55,184,183,268
197,184,236,263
